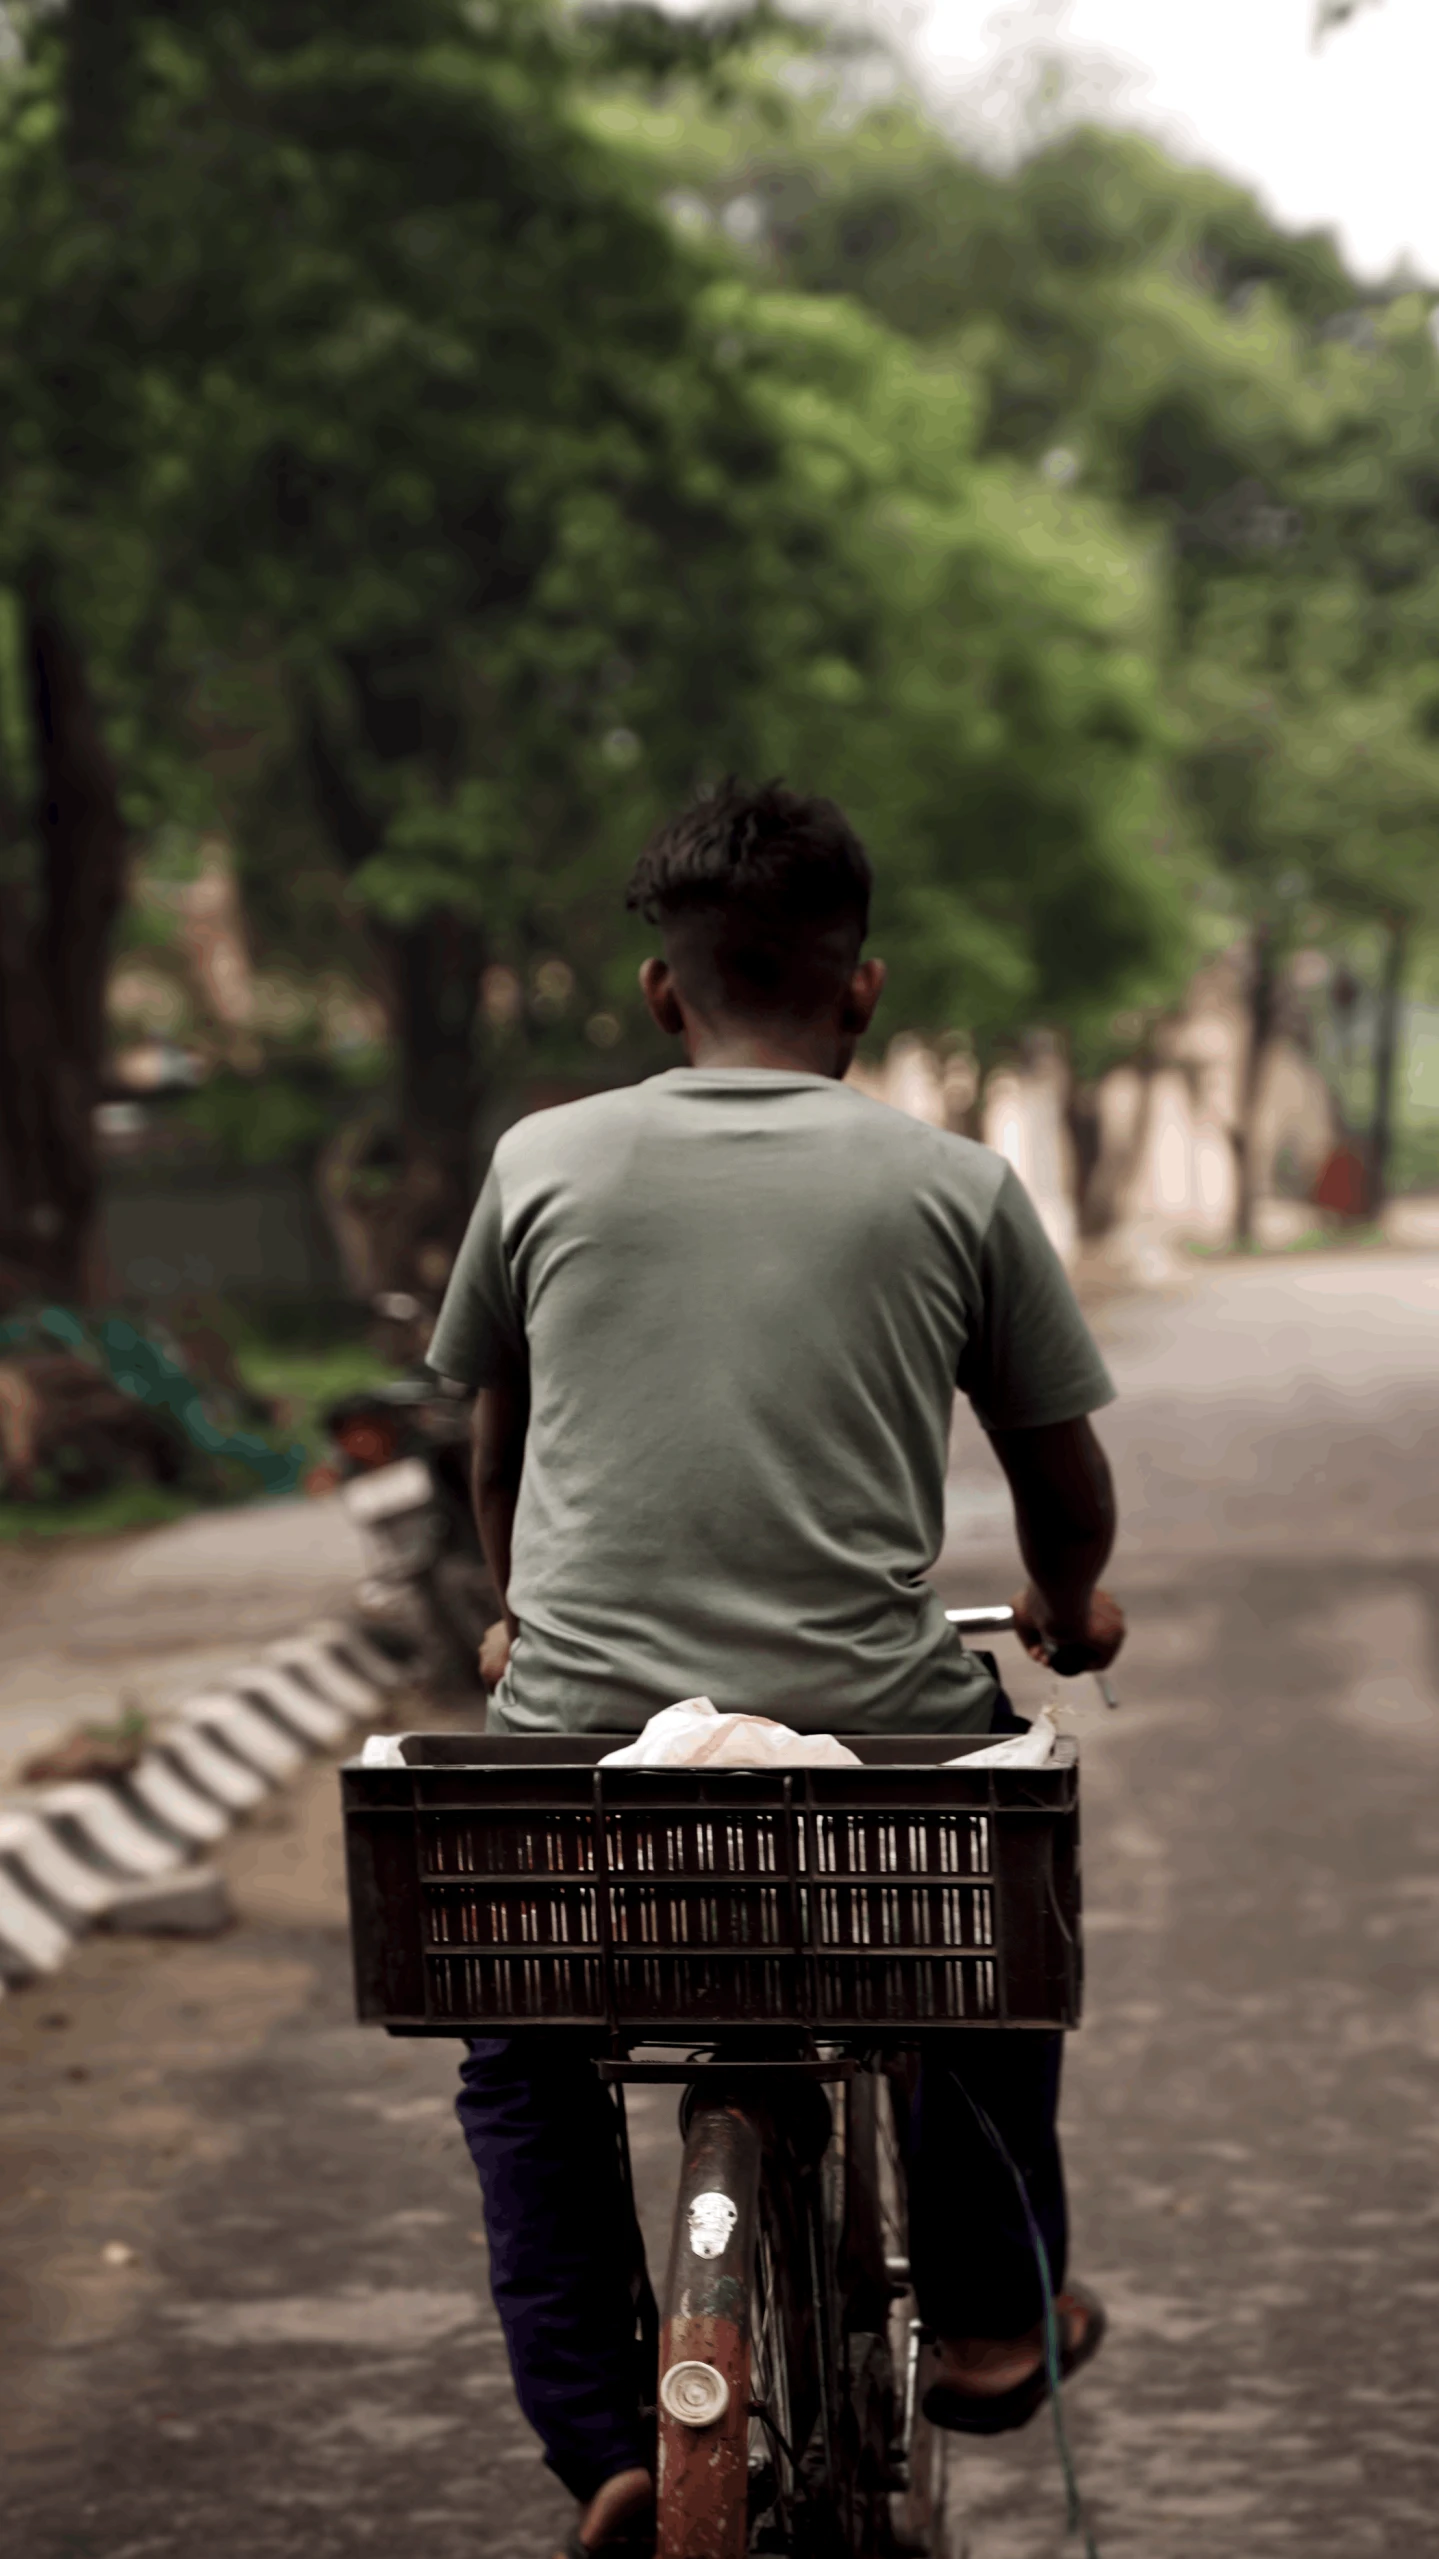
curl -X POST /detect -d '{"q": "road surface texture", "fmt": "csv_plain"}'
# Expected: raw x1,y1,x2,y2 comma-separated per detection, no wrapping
0,1498,367,1784
3,1251,1438,2559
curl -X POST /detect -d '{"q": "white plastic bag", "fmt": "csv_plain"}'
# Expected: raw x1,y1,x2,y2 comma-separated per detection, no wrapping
600,1696,862,1770
947,1703,1058,1770
359,1733,407,1767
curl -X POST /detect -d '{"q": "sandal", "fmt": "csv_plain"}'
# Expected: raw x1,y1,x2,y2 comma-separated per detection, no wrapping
923,2284,1107,2438
557,2468,655,2559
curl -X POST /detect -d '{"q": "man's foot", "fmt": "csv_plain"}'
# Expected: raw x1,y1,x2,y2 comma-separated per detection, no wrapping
557,2466,655,2559
922,2286,1106,2437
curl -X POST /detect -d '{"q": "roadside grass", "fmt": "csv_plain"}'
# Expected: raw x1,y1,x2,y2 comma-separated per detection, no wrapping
0,1483,199,1543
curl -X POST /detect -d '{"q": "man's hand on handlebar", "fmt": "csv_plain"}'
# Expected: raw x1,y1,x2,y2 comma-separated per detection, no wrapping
1010,1584,1126,1676
479,1619,512,1690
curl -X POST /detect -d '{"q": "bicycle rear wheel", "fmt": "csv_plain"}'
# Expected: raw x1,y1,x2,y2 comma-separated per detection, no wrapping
861,2060,948,2555
747,2083,834,2555
756,2065,944,2555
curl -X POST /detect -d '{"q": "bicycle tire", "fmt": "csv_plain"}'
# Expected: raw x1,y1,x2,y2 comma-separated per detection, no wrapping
860,2062,947,2557
748,2089,833,2555
834,2069,907,2555
755,2066,943,2557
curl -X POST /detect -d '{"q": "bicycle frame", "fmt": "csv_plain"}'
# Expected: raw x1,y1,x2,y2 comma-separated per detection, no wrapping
656,2094,764,2559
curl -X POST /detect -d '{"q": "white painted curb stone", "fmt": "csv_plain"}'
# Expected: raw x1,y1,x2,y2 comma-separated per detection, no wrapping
0,1620,417,1991
306,1618,413,1690
0,1809,121,1920
128,1754,230,1847
181,1693,305,1781
154,1721,267,1812
154,1721,268,1813
265,1635,377,1718
230,1663,348,1749
31,1782,186,1878
0,1858,75,1975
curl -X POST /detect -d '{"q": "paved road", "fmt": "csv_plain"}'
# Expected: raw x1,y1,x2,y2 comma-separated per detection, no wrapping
0,1496,366,1784
4,1253,1439,2558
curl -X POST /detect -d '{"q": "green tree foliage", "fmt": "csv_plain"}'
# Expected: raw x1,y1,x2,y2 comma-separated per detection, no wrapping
644,76,1439,1213
0,0,1187,1293
743,297,1175,1061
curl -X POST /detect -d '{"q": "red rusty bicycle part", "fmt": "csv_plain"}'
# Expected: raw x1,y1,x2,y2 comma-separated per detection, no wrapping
656,2096,763,2559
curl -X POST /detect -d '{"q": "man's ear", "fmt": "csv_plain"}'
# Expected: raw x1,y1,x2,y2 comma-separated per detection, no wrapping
842,956,886,1037
639,955,686,1039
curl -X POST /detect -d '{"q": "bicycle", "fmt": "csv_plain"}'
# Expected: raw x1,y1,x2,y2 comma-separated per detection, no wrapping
343,1603,1085,2557
637,2042,942,2558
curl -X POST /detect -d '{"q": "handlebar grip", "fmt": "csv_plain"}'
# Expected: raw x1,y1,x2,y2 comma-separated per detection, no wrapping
1042,1639,1097,1678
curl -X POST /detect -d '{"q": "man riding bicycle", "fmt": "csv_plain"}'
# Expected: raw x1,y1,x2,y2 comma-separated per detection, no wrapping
425,779,1125,2556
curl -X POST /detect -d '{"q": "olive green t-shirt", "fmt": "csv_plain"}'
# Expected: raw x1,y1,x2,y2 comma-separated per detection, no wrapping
427,1068,1114,1737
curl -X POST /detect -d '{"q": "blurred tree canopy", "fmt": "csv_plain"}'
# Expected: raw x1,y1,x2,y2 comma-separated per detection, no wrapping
0,0,1184,1299
11,1,1434,1297
618,68,1439,1215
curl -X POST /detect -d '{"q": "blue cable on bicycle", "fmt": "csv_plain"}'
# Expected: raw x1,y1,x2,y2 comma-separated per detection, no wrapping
949,2076,1102,2559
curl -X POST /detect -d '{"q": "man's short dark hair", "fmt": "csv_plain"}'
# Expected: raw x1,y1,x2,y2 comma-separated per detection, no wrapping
625,778,872,1019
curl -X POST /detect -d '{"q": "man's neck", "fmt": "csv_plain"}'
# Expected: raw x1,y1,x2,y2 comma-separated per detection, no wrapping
682,1021,844,1078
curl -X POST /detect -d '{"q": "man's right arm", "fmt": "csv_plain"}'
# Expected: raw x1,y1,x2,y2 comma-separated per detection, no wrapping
424,1155,530,1688
988,1416,1125,1673
470,1370,529,1661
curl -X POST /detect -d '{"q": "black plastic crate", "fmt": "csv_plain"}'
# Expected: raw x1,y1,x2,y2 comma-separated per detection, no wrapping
342,1733,1082,2038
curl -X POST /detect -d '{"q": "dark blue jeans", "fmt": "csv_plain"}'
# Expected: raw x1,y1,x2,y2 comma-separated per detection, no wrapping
454,1685,1067,2501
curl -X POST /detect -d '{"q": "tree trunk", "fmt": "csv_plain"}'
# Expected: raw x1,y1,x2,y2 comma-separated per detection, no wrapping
1065,1079,1103,1237
371,912,488,1295
303,705,486,1297
1070,1057,1157,1243
1366,914,1408,1218
1231,924,1277,1249
0,0,138,1311
0,586,128,1307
